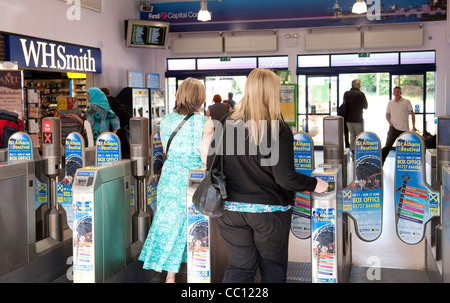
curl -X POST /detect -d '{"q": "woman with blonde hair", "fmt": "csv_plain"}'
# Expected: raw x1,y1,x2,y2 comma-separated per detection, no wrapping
139,78,214,283
206,68,327,283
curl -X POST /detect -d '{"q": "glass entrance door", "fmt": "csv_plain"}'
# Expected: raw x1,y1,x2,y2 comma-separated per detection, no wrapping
304,76,337,146
391,73,436,134
340,73,390,146
204,76,246,109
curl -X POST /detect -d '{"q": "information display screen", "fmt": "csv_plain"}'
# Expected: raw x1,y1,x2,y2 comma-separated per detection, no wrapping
126,20,169,49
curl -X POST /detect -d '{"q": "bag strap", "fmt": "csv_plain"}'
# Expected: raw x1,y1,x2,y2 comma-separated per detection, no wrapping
207,113,231,172
166,113,194,155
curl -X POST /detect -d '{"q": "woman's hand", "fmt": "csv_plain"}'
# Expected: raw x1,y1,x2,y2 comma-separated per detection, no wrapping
314,178,328,193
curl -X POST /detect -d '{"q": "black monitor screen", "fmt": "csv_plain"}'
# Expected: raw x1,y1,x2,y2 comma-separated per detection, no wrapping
131,24,166,47
438,118,450,146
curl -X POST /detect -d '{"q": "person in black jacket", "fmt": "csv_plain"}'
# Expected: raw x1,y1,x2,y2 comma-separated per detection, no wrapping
341,79,368,152
206,94,232,121
203,68,328,283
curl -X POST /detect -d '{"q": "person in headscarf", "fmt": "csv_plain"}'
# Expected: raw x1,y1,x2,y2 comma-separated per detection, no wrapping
85,87,120,141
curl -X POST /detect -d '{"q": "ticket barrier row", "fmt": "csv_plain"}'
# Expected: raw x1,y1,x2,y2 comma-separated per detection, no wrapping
182,116,355,283
70,117,173,283
0,117,157,282
288,116,383,283
183,116,354,283
0,117,96,281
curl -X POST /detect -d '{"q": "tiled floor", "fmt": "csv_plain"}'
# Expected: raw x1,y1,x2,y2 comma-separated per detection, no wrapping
288,150,430,282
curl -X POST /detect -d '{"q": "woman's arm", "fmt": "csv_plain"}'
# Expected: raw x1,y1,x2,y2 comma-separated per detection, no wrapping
201,118,215,166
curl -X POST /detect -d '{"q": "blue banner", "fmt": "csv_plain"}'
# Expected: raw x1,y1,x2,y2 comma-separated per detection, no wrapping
395,132,440,245
141,0,446,32
5,34,102,73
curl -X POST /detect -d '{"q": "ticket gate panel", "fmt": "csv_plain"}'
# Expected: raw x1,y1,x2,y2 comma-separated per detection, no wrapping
0,161,38,276
442,166,450,282
101,178,128,280
186,169,228,283
72,161,131,283
311,164,350,283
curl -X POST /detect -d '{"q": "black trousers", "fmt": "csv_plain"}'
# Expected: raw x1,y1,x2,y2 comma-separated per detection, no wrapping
217,209,292,283
381,126,405,164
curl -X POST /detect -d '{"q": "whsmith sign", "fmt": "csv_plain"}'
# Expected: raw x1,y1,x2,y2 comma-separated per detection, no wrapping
4,34,102,73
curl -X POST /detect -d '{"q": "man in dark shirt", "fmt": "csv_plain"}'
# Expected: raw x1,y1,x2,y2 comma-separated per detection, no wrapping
224,92,236,109
342,79,368,152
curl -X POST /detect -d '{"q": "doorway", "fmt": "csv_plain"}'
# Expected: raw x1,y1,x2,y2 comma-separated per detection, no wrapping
298,71,436,147
167,76,247,114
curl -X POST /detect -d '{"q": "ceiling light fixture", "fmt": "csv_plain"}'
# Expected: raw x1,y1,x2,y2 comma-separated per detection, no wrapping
352,0,367,14
198,1,211,22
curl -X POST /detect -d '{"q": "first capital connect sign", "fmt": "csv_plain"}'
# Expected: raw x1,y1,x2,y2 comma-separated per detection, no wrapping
5,34,102,73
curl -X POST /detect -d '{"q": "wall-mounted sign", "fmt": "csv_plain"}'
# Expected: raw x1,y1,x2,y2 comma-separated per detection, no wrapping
0,70,23,120
128,70,145,88
146,72,160,89
5,34,102,73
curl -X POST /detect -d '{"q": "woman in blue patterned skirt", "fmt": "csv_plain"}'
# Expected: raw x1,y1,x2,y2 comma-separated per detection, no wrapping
139,78,214,283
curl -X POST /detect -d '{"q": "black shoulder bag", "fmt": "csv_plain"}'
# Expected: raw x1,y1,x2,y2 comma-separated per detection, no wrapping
192,117,227,217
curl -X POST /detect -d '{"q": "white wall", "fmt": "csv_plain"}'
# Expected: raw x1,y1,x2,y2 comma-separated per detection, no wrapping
1,0,448,114
0,0,163,96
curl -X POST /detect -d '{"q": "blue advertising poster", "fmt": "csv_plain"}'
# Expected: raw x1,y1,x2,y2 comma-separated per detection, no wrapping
57,133,84,230
128,70,145,88
311,208,337,283
148,131,164,213
96,133,121,165
291,132,314,239
146,73,160,89
395,132,440,245
8,132,33,162
343,132,383,242
186,171,210,283
73,188,95,283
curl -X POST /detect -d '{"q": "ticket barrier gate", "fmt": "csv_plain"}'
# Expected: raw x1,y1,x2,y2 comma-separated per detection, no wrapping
0,117,98,282
0,118,69,282
72,161,132,283
72,118,152,283
311,164,347,283
0,133,45,278
420,116,450,282
323,116,350,187
392,131,441,282
186,170,228,283
0,148,7,162
310,118,382,283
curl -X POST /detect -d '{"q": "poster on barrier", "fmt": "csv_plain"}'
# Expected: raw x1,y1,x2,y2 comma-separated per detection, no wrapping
395,132,440,245
291,132,314,239
342,132,383,242
186,170,210,283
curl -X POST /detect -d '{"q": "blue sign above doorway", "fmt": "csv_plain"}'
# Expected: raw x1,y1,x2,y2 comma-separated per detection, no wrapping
141,0,446,32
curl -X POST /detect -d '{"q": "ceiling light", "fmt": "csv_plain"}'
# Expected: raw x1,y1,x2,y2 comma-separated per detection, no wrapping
198,1,211,22
352,0,367,14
